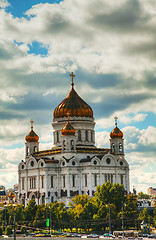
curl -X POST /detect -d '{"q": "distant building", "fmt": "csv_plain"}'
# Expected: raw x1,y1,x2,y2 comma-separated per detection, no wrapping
138,198,155,208
18,73,130,207
0,185,6,203
148,187,156,196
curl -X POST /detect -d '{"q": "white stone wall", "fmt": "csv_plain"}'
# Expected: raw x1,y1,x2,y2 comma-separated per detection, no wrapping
18,149,129,207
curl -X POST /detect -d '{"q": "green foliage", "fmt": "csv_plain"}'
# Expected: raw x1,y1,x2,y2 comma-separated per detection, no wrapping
5,226,12,235
118,194,138,229
14,204,24,222
70,195,90,207
94,182,126,212
138,192,150,199
20,226,27,234
139,208,152,224
24,199,37,221
0,227,3,235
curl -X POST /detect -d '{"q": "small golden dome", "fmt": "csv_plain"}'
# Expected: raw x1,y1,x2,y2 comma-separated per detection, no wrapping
61,118,76,136
110,116,123,139
8,189,15,199
25,120,39,142
53,73,93,119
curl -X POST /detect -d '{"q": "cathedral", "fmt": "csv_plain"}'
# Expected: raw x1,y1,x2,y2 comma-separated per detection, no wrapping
18,73,130,207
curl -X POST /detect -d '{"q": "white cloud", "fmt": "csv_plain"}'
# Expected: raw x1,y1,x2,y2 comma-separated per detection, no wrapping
139,126,156,145
95,125,156,192
0,0,9,8
0,0,155,192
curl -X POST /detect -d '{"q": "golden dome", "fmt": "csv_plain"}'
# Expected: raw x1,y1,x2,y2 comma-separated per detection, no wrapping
61,118,76,136
53,73,93,119
8,189,15,199
110,116,123,139
25,120,39,142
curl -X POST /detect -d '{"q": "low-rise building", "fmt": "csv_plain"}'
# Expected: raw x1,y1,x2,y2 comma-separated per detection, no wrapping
148,187,156,196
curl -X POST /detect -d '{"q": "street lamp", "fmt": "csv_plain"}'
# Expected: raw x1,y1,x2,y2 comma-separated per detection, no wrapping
122,202,126,239
122,202,124,238
106,203,111,235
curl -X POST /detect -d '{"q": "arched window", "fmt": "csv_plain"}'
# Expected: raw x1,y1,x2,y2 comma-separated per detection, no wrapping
34,146,37,152
71,140,74,150
111,175,113,184
85,174,87,187
85,130,88,141
94,174,97,186
72,175,75,187
121,175,123,185
111,143,115,153
56,131,59,142
63,140,66,150
119,143,123,152
78,130,81,141
91,131,93,142
32,195,35,200
108,174,110,182
42,195,45,204
26,147,29,156
63,175,65,188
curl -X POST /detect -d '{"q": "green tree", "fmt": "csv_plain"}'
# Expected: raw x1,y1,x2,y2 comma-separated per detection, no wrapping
14,204,25,223
139,208,152,225
33,203,46,229
94,182,126,212
118,194,138,229
68,195,96,230
138,192,150,199
24,199,37,222
69,195,91,207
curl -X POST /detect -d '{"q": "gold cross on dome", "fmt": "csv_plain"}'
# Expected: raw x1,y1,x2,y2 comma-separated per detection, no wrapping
70,72,75,87
30,119,34,130
66,112,70,121
114,116,118,125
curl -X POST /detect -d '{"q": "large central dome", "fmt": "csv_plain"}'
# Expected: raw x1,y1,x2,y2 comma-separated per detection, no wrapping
53,81,93,119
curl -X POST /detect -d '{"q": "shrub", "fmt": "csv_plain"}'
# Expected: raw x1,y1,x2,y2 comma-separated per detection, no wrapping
5,226,12,235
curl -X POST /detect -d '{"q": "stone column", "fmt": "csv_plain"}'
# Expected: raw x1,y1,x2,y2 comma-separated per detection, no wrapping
89,171,92,196
45,169,49,204
78,169,81,195
125,168,130,193
25,170,28,202
67,170,70,197
100,167,103,185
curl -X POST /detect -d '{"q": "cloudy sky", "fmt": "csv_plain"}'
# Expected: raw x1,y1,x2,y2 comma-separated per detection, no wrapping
0,0,156,193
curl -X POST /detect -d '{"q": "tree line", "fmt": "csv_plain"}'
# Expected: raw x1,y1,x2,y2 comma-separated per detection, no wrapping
0,182,155,234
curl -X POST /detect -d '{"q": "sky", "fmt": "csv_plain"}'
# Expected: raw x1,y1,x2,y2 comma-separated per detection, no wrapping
0,0,156,193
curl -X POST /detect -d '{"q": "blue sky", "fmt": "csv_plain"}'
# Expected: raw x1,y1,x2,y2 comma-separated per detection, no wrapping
0,0,156,193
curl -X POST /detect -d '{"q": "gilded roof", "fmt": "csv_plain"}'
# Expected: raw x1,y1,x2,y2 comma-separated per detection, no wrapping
61,120,76,136
110,116,123,139
110,126,123,139
53,86,93,119
25,129,39,142
25,120,39,142
33,146,109,157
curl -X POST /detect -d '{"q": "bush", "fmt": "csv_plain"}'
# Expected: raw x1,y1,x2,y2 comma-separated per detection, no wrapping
5,226,12,235
20,226,27,234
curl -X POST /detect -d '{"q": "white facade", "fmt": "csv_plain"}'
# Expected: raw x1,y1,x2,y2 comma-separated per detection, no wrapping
18,81,130,207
